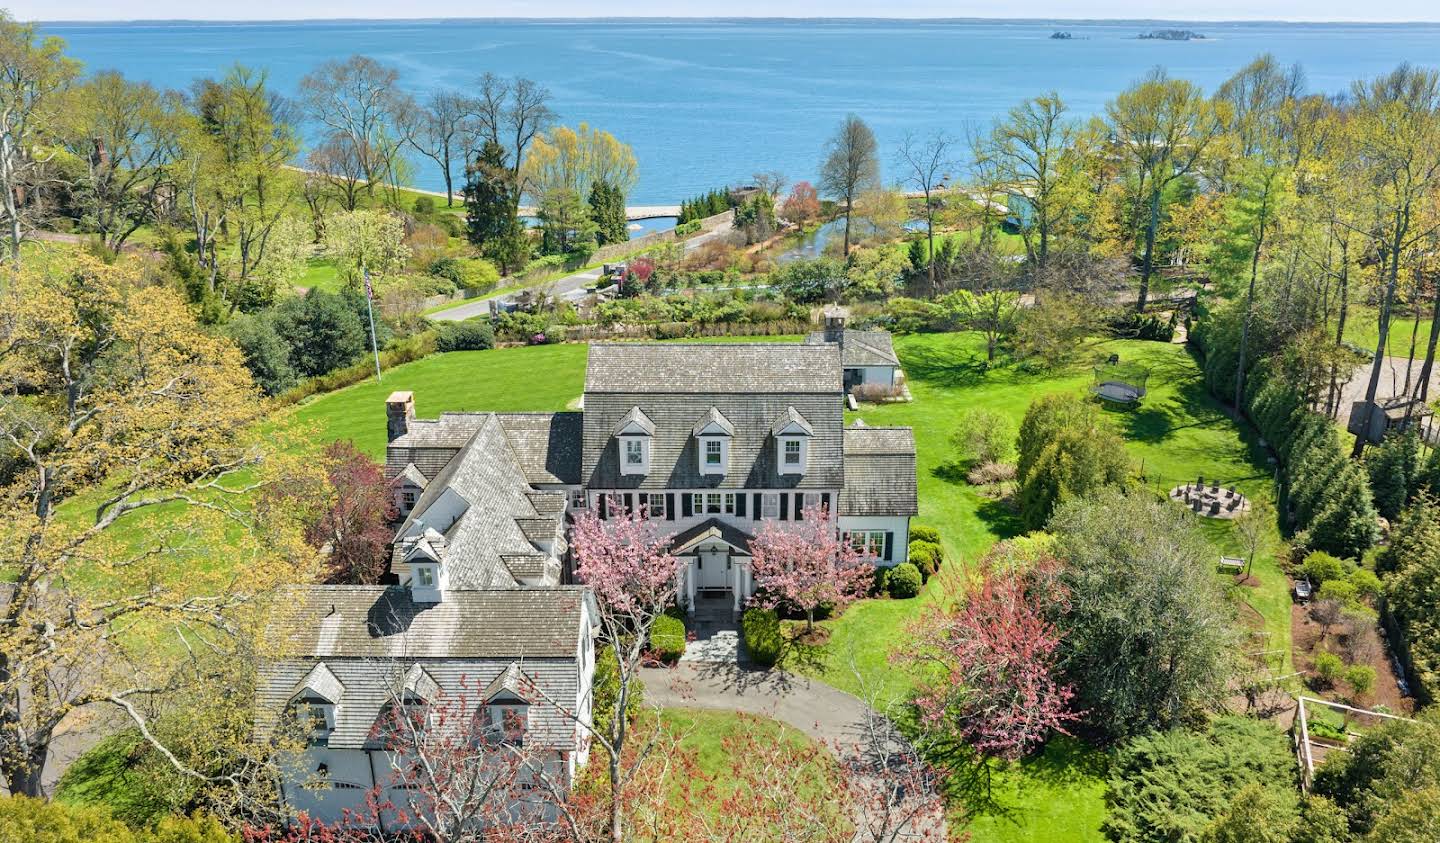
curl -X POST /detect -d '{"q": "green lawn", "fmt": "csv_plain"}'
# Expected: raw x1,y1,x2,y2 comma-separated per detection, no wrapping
788,332,1286,843
1343,302,1435,359
297,257,343,293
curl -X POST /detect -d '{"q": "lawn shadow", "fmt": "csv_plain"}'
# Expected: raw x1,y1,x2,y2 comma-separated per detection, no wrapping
900,344,995,389
931,461,970,486
975,496,1024,540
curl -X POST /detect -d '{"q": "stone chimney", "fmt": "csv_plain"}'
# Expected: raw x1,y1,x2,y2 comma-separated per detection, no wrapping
386,391,415,442
822,304,849,344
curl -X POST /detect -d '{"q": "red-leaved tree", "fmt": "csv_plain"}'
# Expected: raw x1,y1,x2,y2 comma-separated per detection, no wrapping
782,181,821,226
569,497,684,843
749,504,872,635
903,550,1077,762
276,440,396,585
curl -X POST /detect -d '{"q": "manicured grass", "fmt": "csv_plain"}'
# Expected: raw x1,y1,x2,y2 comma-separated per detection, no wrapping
787,332,1285,843
297,257,343,293
1343,302,1434,359
281,343,589,460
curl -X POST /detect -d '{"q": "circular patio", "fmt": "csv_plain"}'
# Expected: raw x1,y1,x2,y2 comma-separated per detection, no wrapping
1170,479,1250,519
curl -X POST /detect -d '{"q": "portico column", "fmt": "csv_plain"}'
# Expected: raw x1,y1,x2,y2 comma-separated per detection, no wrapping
686,557,697,614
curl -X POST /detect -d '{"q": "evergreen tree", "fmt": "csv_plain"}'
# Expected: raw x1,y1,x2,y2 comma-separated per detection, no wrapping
1366,431,1420,520
463,140,516,253
590,179,629,246
537,187,597,256
1308,460,1381,559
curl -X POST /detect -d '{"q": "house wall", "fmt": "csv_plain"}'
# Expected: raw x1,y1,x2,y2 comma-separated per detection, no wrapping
279,747,374,825
836,515,911,565
851,366,898,386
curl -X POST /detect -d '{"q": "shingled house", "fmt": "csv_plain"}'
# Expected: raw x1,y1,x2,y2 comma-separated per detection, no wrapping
805,308,902,392
384,341,917,617
255,341,917,829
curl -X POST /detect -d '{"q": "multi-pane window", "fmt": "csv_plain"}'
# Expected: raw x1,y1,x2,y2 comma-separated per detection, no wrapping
625,439,645,465
571,490,587,509
724,493,736,514
848,531,886,559
784,439,802,465
705,440,723,465
646,493,667,519
761,493,779,519
416,566,436,587
401,490,417,508
803,492,821,511
706,493,723,514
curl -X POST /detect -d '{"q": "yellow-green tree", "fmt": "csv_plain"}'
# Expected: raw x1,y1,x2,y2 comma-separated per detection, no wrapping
0,254,308,798
521,122,638,210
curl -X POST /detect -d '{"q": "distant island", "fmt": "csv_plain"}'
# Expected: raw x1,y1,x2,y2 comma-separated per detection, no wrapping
1139,29,1206,41
1050,31,1073,40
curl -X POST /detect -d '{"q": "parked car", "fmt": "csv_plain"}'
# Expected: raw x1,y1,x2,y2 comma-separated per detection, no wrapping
1294,577,1313,602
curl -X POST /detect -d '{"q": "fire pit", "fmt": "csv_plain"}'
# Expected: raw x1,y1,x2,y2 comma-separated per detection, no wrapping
1169,476,1250,520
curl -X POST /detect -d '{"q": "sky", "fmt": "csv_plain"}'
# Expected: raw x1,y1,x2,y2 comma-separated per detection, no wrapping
20,2,1440,23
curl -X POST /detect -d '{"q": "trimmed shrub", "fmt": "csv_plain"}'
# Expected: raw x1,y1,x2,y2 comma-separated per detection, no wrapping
887,563,922,599
435,319,495,352
742,607,783,667
908,540,942,581
413,195,436,216
870,565,890,596
1301,551,1347,585
1313,652,1344,688
909,524,940,545
648,614,687,662
1349,567,1382,601
1345,664,1377,698
1317,579,1358,607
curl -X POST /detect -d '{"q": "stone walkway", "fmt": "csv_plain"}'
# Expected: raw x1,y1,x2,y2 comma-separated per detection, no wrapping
680,596,743,664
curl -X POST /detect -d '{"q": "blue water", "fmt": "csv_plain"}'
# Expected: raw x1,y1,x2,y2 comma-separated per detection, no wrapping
39,18,1440,204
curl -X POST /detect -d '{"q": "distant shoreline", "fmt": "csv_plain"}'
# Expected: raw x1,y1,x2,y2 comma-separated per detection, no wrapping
36,16,1440,26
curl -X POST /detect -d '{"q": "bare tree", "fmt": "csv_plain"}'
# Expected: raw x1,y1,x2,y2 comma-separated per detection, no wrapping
471,73,554,215
0,12,78,266
897,130,954,293
396,89,479,207
751,169,786,198
819,114,880,258
308,132,366,211
297,55,401,197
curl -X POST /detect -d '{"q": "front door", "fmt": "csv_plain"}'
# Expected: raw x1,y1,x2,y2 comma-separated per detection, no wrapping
697,548,730,590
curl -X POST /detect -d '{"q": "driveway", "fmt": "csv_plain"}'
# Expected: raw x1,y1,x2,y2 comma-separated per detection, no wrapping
428,224,735,323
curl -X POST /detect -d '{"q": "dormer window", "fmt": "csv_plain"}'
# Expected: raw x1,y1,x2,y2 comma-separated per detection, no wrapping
615,406,655,477
692,407,734,476
415,565,436,588
771,407,813,476
705,440,722,465
479,704,528,746
295,696,335,745
403,530,446,603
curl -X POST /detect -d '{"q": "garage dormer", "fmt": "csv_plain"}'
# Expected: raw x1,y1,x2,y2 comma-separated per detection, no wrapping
614,406,655,476
693,407,734,476
772,406,813,476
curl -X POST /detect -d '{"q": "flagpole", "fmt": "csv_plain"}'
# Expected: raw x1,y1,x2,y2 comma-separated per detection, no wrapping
363,263,381,381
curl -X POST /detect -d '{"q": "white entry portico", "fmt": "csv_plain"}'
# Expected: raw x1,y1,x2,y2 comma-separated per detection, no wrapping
672,519,755,616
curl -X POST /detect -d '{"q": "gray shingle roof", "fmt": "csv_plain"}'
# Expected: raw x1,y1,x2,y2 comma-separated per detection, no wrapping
386,412,582,488
840,426,919,517
269,585,588,661
670,518,754,555
805,329,901,368
583,392,845,490
770,406,814,436
585,343,843,394
256,657,581,751
494,413,582,486
394,415,562,589
613,406,656,436
692,406,735,437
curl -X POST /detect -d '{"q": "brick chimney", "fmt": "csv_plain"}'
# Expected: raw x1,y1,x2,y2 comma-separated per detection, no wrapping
386,391,414,442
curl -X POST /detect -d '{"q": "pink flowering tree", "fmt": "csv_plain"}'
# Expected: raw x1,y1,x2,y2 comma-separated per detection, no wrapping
749,504,873,636
903,551,1077,763
569,496,684,843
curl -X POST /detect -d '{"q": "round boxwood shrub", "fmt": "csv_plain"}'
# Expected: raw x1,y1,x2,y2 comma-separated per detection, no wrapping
741,607,783,668
648,614,687,662
435,319,495,352
908,540,943,580
909,524,941,545
887,563,922,599
1302,551,1348,585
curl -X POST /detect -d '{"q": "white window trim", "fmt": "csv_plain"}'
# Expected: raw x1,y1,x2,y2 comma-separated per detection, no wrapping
697,436,729,475
620,435,650,476
761,493,780,519
777,436,808,475
646,493,667,519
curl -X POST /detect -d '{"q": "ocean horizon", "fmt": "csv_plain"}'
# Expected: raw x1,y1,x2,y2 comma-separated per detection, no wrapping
39,18,1440,203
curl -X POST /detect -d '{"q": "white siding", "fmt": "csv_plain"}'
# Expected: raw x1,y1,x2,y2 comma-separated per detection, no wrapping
837,515,911,565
